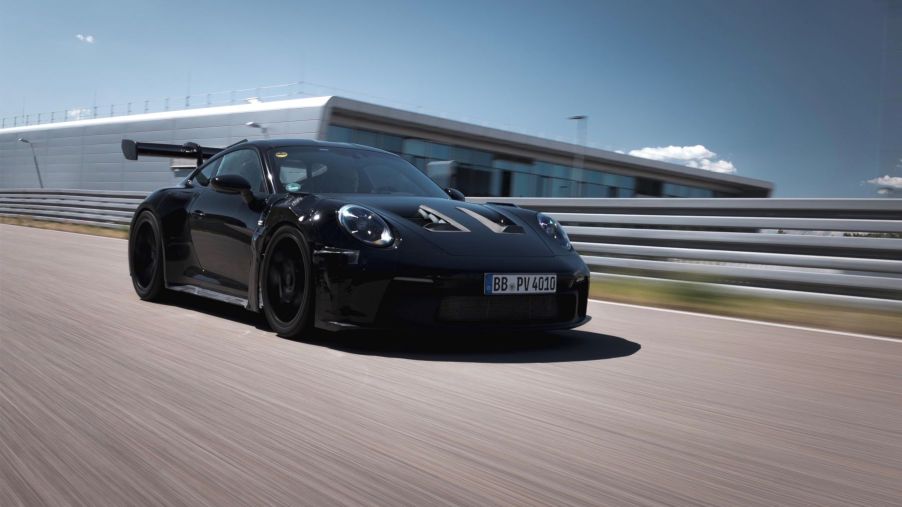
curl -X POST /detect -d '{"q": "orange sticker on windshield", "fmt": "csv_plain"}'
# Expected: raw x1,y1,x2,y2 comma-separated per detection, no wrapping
275,151,288,158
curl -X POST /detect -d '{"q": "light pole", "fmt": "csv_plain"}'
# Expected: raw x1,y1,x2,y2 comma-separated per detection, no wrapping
17,138,44,188
568,115,587,195
245,121,269,139
568,114,587,151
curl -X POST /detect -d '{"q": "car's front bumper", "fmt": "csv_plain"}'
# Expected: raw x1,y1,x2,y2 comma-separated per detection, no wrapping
311,248,590,332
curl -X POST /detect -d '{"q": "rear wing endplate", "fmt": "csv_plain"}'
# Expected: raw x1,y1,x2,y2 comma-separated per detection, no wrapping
121,139,222,167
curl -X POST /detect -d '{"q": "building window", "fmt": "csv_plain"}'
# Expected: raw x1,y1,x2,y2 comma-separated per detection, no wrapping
635,177,663,197
663,182,715,198
327,124,710,198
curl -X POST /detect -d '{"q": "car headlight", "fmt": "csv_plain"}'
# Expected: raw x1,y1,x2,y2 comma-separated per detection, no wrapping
338,205,394,247
537,213,572,250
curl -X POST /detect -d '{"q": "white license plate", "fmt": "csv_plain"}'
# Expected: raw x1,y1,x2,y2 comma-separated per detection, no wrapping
484,273,557,295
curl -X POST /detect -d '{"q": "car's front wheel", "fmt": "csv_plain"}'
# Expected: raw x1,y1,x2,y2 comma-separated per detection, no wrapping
129,210,165,300
261,227,313,338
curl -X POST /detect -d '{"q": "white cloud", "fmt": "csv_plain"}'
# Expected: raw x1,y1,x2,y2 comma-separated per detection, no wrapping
66,108,90,120
627,144,737,174
686,158,736,173
75,34,95,43
866,175,902,188
628,145,714,162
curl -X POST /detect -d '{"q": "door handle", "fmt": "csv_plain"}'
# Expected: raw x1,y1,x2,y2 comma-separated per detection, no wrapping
191,210,205,218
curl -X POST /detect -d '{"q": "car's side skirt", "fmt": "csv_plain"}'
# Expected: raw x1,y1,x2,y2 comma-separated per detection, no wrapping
168,284,249,308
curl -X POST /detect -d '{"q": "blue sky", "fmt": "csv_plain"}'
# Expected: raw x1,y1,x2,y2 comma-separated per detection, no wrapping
0,0,893,196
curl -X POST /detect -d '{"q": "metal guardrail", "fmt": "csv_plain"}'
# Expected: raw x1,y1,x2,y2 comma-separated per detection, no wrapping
470,197,902,301
0,189,145,228
2,190,901,301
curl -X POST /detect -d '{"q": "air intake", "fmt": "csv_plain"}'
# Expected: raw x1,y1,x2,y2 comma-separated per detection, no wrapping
437,294,571,322
457,207,524,234
411,206,469,232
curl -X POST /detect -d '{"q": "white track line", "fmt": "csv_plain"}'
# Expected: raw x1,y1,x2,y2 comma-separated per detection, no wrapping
589,299,900,343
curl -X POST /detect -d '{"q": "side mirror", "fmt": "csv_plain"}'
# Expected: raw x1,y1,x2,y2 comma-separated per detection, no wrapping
445,188,466,201
211,174,254,204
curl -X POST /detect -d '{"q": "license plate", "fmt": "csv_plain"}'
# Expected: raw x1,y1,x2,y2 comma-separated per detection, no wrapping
484,273,557,295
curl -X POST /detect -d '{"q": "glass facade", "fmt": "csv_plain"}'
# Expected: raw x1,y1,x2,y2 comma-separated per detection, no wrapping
662,182,715,198
328,125,727,198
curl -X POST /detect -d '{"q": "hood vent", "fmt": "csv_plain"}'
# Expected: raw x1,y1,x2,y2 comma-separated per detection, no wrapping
405,204,524,234
412,205,470,232
457,207,524,234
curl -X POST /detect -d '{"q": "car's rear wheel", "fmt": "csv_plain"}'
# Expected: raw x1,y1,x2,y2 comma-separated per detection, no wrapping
262,227,313,338
129,211,165,300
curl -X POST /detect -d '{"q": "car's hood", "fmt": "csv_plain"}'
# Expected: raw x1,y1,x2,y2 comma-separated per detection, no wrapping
333,195,556,257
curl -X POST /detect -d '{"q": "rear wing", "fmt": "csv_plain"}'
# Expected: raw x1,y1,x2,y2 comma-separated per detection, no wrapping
121,139,222,167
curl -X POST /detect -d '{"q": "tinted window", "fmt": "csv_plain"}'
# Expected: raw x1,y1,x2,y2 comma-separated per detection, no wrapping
268,146,447,198
192,158,220,187
635,177,663,197
215,149,266,192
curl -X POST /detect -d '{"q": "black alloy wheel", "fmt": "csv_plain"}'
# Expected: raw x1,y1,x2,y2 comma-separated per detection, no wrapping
129,211,164,300
262,227,313,337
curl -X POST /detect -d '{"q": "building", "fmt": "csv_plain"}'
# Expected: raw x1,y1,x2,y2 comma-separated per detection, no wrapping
0,96,772,197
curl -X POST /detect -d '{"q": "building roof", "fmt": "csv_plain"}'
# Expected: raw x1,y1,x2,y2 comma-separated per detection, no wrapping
0,96,331,135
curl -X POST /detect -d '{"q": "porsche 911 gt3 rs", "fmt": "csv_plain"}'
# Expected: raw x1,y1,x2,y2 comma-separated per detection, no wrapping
124,138,590,337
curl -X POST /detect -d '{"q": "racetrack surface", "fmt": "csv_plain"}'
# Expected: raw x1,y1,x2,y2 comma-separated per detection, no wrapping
1,224,900,506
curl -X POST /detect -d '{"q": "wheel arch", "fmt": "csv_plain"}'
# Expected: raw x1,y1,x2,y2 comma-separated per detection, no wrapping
254,221,316,336
129,189,180,287
128,208,166,299
249,213,317,312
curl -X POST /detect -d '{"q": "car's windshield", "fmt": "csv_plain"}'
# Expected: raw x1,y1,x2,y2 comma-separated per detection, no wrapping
268,146,448,198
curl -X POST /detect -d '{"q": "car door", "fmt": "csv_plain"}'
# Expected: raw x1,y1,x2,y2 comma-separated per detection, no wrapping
159,157,221,286
187,148,268,295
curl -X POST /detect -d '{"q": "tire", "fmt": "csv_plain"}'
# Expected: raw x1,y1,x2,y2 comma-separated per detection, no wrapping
129,210,165,300
261,227,313,338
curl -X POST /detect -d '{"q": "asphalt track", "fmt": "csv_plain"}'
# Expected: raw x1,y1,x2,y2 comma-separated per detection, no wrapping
1,224,900,506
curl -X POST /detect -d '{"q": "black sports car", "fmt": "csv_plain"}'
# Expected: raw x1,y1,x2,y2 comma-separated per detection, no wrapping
124,138,590,337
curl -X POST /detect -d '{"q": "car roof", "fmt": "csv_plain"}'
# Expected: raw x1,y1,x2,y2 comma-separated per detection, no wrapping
241,138,392,155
